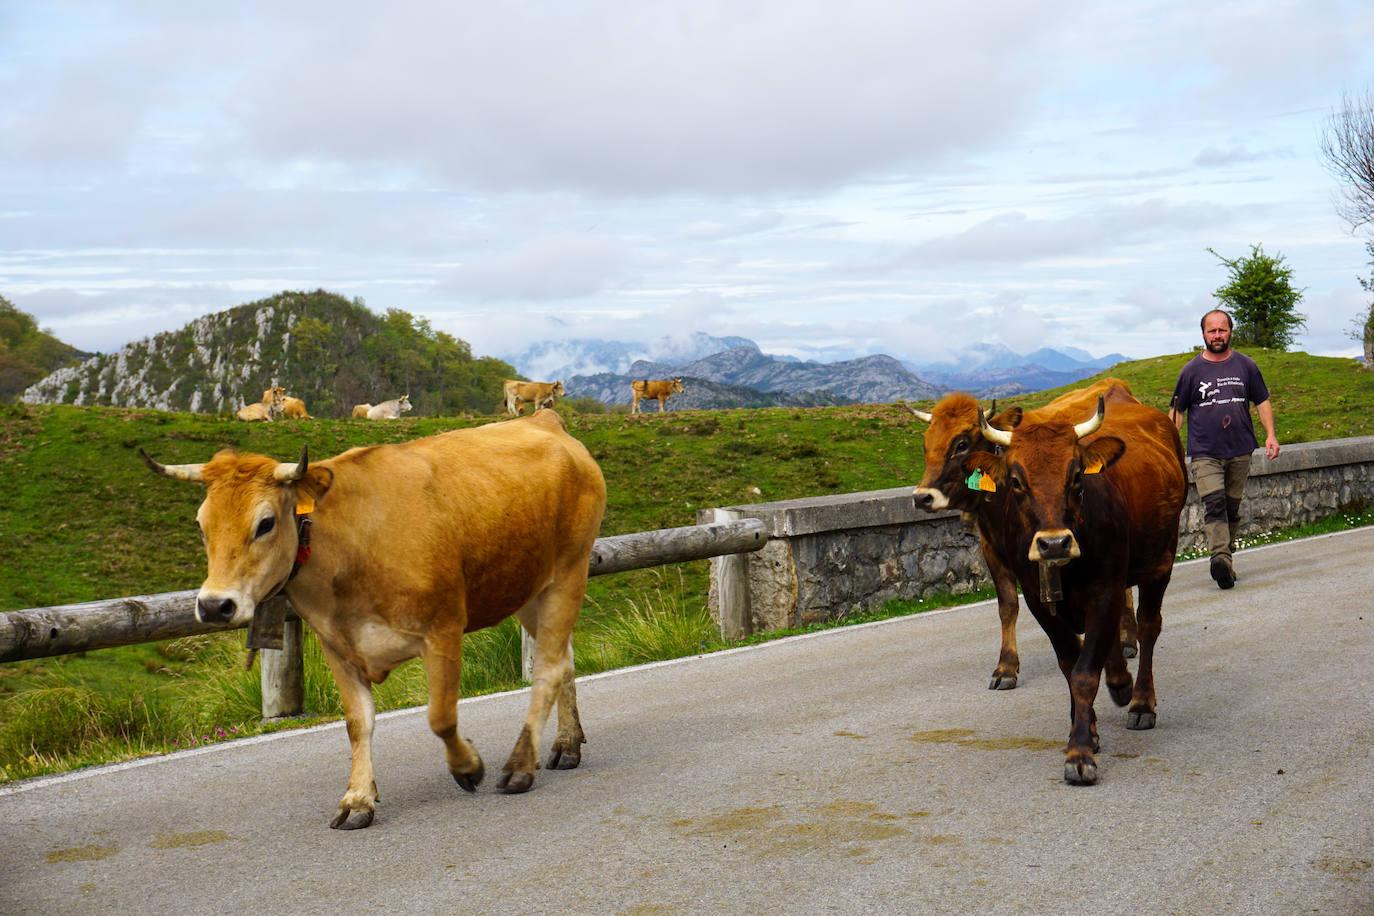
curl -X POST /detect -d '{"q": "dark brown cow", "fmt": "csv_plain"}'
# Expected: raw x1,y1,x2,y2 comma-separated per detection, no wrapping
909,379,1140,689
969,395,1186,784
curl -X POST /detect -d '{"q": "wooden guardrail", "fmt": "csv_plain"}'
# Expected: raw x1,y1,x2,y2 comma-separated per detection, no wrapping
0,520,769,717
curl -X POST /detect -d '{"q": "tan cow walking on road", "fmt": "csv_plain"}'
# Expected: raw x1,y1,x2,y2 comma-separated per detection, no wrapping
503,379,564,416
630,378,684,414
141,409,607,829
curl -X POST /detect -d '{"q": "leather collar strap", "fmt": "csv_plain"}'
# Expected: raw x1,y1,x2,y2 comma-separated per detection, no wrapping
289,512,313,581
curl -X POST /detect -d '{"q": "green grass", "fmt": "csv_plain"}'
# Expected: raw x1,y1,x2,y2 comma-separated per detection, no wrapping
2,349,1372,783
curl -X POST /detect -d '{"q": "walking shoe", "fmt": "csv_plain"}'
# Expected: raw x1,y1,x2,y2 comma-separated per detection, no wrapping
1210,555,1235,590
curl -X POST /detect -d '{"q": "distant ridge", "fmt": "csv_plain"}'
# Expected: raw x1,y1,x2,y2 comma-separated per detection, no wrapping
21,290,514,417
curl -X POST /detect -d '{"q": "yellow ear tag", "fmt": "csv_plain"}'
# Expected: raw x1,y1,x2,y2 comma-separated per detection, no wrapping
295,495,316,515
979,473,998,492
1084,457,1104,475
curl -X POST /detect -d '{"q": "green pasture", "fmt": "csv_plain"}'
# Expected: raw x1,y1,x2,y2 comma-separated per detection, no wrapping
2,348,1372,783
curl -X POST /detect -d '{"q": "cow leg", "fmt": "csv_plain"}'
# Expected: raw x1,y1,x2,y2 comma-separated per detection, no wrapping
1128,576,1168,730
421,635,485,793
657,397,666,413
981,540,1021,689
501,578,586,793
515,605,585,771
318,643,380,830
631,396,639,415
1120,587,1139,658
1064,597,1118,785
1029,601,1091,749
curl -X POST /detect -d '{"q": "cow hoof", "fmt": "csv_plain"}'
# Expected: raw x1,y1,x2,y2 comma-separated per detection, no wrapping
1120,643,1138,659
329,808,375,830
452,760,485,793
497,771,534,794
1127,710,1157,730
988,674,1018,690
1108,683,1133,707
1064,759,1099,785
547,746,581,770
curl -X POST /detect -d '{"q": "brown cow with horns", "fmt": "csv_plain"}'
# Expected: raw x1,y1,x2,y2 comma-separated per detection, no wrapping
908,379,1142,690
141,409,606,828
967,393,1186,784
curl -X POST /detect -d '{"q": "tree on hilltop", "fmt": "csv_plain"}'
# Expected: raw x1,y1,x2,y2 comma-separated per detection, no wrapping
1207,244,1306,351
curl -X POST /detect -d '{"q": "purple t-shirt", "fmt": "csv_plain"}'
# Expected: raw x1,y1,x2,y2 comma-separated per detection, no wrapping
1169,350,1270,459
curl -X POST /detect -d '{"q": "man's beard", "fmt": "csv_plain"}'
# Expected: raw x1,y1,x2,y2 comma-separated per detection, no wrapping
1207,338,1229,353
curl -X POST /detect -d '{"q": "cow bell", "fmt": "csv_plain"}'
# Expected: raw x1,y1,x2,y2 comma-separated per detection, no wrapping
245,596,288,655
1038,560,1068,612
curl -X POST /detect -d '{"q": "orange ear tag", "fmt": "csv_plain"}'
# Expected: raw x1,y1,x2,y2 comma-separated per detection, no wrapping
295,495,316,515
979,474,998,492
1084,458,1104,475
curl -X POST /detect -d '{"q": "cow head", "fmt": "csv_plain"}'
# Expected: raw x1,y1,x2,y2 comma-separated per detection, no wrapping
140,446,333,626
908,394,1023,512
969,396,1125,563
398,394,413,414
671,378,685,394
552,381,566,397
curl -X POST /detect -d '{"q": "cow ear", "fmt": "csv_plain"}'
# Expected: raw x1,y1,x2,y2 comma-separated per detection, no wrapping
1081,437,1125,474
989,406,1023,429
295,466,334,507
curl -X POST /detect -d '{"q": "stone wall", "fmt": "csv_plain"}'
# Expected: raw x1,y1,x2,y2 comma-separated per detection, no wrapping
699,435,1374,635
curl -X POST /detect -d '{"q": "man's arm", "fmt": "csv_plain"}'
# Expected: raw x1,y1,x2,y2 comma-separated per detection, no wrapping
1256,399,1279,460
1167,406,1184,430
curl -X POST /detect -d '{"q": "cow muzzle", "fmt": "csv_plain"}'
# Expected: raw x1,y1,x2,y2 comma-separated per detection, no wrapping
195,588,254,626
1028,528,1080,563
913,487,948,511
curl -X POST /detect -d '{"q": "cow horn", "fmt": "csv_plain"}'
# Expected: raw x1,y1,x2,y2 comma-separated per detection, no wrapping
273,445,310,482
139,448,205,482
1073,396,1106,440
979,408,1014,446
900,402,933,423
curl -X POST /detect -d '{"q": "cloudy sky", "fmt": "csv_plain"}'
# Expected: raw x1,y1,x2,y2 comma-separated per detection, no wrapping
3,1,1374,369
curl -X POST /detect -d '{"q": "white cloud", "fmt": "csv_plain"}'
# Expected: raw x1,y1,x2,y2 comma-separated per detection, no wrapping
1,1,1372,367
436,234,633,301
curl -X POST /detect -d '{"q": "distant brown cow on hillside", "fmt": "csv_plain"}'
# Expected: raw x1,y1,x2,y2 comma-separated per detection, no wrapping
630,378,684,414
261,386,310,419
504,380,564,416
238,388,285,422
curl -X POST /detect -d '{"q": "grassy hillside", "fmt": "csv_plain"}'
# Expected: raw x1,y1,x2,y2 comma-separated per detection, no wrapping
2,348,1371,782
19,290,517,418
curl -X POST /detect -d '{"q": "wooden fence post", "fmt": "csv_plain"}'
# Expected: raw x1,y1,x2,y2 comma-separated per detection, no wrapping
260,617,304,719
521,628,535,683
711,508,753,640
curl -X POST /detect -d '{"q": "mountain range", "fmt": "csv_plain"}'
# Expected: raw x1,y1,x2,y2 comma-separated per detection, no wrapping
512,336,1126,405
15,289,1130,415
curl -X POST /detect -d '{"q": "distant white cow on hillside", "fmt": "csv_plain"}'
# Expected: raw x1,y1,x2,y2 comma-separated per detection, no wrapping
367,395,412,420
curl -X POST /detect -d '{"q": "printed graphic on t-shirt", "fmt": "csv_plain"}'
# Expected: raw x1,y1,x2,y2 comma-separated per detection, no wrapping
1194,375,1249,409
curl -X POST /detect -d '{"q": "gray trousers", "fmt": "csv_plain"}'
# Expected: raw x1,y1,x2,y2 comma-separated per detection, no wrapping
1191,455,1251,559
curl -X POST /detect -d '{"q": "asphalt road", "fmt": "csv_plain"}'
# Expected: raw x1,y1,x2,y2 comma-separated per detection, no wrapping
3,528,1372,915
